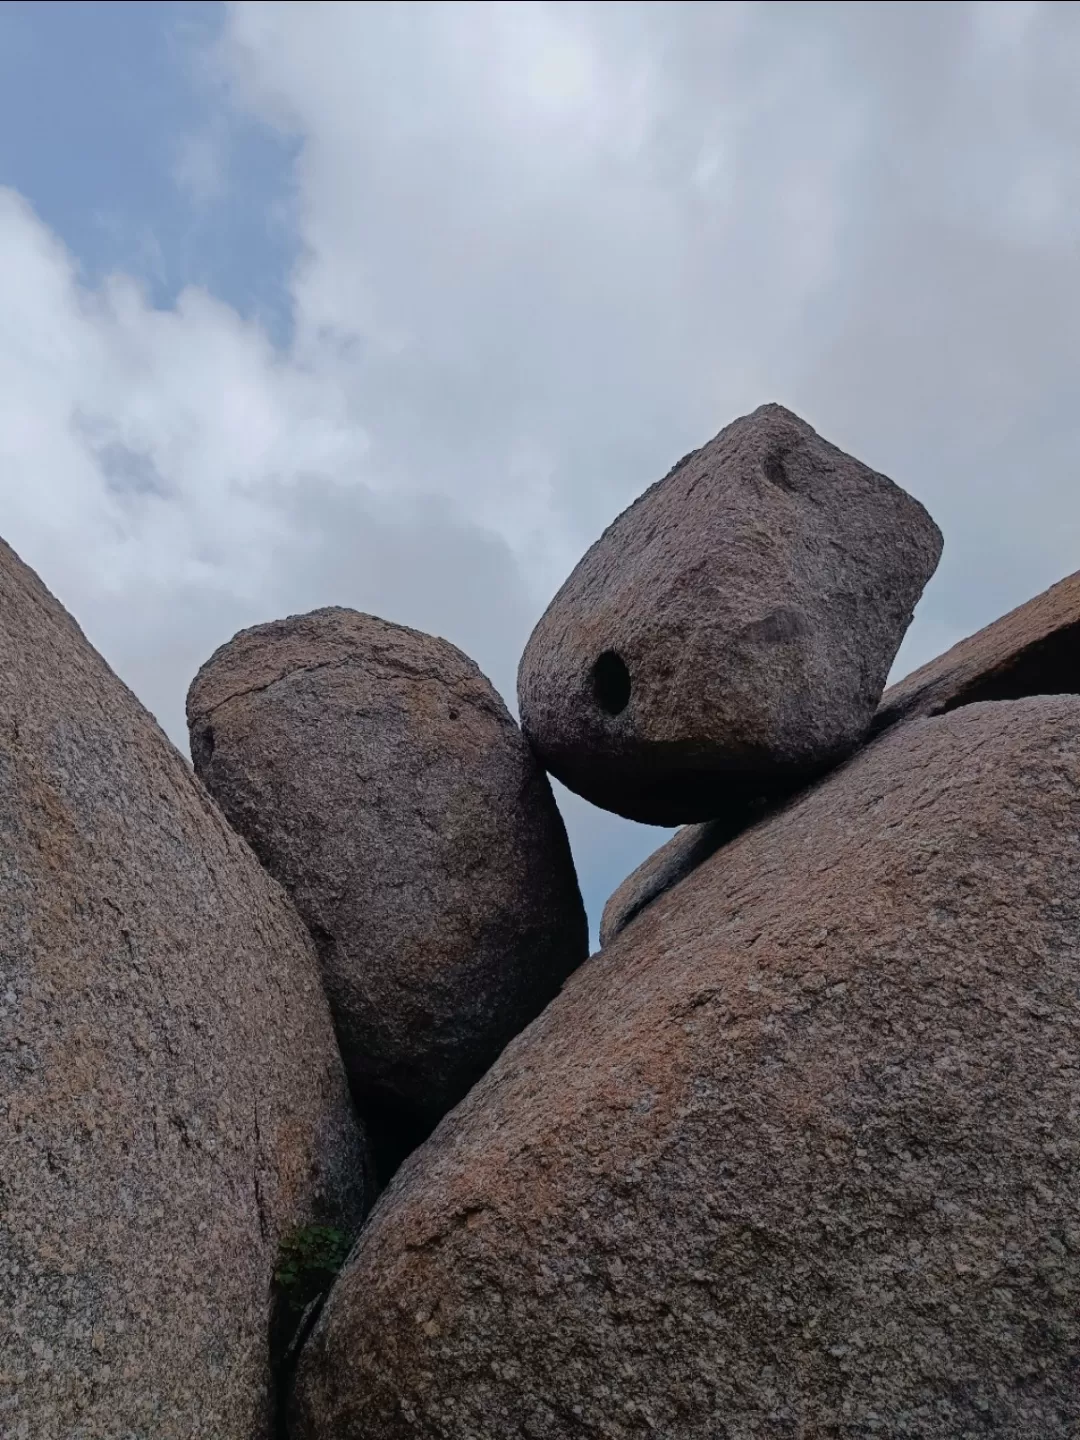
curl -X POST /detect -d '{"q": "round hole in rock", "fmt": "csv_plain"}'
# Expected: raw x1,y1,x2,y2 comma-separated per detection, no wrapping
591,650,632,716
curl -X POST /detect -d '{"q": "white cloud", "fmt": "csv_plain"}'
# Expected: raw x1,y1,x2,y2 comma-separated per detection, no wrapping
0,183,533,747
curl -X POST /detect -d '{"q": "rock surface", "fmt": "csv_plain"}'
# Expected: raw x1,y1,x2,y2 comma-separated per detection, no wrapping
292,696,1080,1439
0,540,371,1439
598,813,752,948
518,402,942,825
187,608,588,1167
603,568,1080,942
874,566,1080,731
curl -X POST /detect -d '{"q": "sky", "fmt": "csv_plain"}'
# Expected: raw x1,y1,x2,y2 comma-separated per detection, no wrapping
1,0,1079,942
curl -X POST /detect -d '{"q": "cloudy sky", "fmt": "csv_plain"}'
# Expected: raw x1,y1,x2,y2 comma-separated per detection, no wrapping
1,0,1078,939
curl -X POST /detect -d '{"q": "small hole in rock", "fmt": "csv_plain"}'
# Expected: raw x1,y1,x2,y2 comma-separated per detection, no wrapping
592,651,632,716
763,450,789,489
202,726,215,761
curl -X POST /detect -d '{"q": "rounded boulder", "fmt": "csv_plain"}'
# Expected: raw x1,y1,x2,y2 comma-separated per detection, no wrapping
0,538,371,1440
187,608,588,1166
518,402,942,824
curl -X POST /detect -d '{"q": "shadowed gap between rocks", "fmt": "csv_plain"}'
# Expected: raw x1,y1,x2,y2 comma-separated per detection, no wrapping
264,923,440,1429
270,1289,313,1440
302,918,438,1188
871,617,1080,735
265,1105,426,1434
360,1096,438,1190
269,1224,364,1440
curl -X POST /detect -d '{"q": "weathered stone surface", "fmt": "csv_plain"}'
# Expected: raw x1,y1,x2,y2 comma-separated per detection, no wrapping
874,566,1080,731
0,540,371,1439
292,696,1080,1439
603,568,1080,942
187,608,588,1166
599,813,753,948
518,402,942,824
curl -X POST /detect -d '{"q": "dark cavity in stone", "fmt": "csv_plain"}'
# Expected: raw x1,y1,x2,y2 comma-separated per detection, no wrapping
763,449,791,491
592,651,632,716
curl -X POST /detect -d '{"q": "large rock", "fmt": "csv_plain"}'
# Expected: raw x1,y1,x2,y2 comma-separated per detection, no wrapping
518,402,942,824
602,567,1080,942
187,608,588,1168
599,816,735,948
292,696,1080,1439
874,566,1080,731
0,540,371,1439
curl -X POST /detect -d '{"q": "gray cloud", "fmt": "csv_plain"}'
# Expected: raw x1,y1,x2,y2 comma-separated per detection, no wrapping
81,482,535,745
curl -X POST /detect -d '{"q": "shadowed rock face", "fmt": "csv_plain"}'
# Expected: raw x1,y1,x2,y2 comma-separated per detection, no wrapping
292,696,1080,1440
873,566,1080,730
518,402,942,826
0,539,371,1440
601,567,1080,945
187,608,588,1174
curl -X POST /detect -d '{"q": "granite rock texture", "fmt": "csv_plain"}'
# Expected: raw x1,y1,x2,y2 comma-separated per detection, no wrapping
188,608,588,1163
518,402,942,824
0,539,371,1440
603,568,1080,943
292,696,1080,1439
598,814,745,947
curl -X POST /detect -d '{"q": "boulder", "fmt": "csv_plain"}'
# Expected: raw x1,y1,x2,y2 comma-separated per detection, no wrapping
0,539,371,1440
517,402,942,825
874,566,1080,731
599,814,748,948
187,608,588,1170
602,567,1080,942
292,696,1080,1439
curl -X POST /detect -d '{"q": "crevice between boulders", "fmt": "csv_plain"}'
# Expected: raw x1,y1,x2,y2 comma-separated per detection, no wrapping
871,617,1080,736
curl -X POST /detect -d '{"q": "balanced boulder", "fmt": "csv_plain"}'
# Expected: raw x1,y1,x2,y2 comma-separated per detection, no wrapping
518,402,942,824
292,696,1080,1439
187,608,588,1168
0,539,371,1440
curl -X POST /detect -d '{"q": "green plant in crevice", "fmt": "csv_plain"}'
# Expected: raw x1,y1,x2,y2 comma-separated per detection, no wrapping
269,1224,354,1438
274,1223,352,1319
